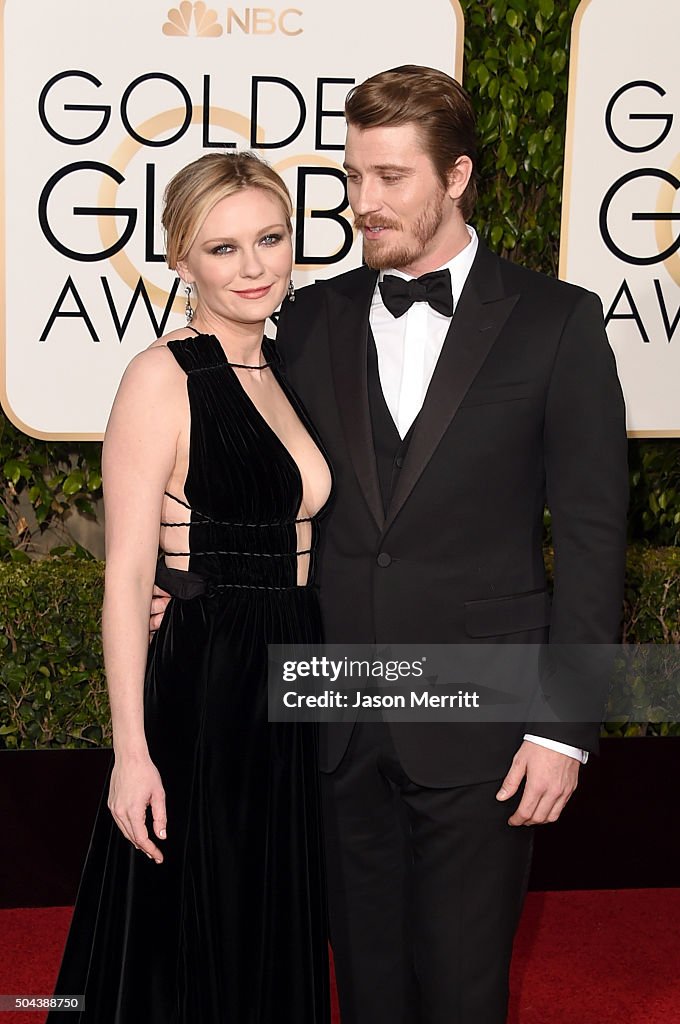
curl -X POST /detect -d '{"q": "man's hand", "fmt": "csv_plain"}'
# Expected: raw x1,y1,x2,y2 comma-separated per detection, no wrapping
496,740,580,826
150,585,171,637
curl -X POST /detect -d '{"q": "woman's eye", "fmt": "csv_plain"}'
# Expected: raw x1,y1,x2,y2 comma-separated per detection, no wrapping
211,244,234,255
260,233,283,246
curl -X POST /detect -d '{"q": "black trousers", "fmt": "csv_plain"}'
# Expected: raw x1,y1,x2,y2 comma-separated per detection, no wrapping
321,721,533,1024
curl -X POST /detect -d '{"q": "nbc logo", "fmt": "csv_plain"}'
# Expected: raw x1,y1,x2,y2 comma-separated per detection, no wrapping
163,2,223,36
163,4,303,36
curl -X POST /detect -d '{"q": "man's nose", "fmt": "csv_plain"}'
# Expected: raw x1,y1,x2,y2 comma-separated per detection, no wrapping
350,178,381,216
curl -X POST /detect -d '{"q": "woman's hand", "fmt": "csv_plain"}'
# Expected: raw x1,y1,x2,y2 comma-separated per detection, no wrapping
108,754,167,864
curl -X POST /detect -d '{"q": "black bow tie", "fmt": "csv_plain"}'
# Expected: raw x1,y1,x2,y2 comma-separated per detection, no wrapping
379,269,453,319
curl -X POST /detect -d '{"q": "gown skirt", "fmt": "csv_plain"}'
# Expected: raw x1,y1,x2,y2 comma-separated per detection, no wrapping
47,334,330,1023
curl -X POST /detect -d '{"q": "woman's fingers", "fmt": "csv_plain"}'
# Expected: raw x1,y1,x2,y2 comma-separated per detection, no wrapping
151,787,168,841
128,808,164,864
109,808,135,848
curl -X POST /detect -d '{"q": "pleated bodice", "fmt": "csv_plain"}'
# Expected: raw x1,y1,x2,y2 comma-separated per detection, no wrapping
159,333,331,593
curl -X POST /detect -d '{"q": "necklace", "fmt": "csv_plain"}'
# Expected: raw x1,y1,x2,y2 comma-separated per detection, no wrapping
228,360,272,370
185,326,271,369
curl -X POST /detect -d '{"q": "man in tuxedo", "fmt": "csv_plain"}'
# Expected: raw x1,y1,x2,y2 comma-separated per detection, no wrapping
274,66,629,1023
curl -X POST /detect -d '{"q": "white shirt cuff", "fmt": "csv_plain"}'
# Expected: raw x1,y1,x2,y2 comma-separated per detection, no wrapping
523,734,588,764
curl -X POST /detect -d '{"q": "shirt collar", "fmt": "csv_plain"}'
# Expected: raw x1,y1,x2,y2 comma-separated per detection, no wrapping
375,224,478,313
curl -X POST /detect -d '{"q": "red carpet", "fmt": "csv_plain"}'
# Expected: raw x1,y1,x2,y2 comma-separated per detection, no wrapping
1,890,679,1023
507,890,680,1023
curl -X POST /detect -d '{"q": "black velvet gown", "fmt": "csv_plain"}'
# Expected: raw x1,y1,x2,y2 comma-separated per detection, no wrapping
48,333,331,1023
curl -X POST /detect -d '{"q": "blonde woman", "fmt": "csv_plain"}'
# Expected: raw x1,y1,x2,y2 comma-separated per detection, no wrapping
49,153,331,1023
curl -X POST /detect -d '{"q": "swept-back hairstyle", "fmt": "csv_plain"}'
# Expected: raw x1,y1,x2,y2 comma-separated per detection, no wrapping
344,65,478,220
162,151,293,269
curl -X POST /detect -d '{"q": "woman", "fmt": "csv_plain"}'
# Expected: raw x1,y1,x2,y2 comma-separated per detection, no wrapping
48,152,332,1023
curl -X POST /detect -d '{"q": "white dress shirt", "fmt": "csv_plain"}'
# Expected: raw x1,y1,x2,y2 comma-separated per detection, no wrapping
369,225,587,765
372,226,479,438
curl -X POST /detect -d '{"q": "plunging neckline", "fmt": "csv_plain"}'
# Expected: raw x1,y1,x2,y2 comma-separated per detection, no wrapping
178,330,333,524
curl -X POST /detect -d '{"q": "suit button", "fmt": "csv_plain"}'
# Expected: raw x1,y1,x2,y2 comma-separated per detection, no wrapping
395,456,404,469
377,552,392,567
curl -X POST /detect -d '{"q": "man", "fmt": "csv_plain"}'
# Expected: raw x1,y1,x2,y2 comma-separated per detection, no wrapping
274,66,628,1023
153,65,627,1022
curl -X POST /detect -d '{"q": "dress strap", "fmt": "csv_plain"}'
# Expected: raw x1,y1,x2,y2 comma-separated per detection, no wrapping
163,490,313,528
164,490,193,510
166,333,228,374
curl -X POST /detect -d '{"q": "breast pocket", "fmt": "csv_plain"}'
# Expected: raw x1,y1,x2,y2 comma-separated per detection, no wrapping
459,381,533,408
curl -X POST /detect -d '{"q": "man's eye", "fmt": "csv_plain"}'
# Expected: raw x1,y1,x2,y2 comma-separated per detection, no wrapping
345,174,360,184
381,176,400,184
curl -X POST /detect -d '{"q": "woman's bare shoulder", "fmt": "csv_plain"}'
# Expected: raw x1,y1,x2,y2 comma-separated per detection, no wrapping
113,328,202,406
105,342,189,445
115,336,188,400
146,327,199,350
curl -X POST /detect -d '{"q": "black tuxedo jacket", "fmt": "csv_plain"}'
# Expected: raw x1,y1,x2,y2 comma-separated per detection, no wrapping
277,241,629,786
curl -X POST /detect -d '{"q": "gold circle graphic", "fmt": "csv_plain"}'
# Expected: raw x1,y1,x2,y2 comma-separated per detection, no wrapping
98,114,353,302
656,152,680,287
98,106,256,312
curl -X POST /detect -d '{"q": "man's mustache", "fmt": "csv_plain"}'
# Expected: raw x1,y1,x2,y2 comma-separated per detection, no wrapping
353,215,402,232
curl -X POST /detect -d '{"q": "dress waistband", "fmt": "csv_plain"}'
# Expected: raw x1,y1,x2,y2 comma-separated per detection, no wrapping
155,557,311,596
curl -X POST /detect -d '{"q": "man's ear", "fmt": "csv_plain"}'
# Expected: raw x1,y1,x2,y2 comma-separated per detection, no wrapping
446,156,474,201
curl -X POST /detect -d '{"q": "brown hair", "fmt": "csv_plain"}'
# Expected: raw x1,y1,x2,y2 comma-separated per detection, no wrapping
344,65,478,221
162,152,293,269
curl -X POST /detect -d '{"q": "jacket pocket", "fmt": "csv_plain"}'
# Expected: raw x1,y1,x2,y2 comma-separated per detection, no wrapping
464,589,551,638
459,382,533,407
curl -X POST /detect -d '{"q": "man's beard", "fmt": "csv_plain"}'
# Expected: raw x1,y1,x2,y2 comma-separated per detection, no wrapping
356,186,447,271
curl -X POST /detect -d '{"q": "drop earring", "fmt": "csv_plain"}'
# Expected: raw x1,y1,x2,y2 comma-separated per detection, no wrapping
287,279,296,303
184,283,194,324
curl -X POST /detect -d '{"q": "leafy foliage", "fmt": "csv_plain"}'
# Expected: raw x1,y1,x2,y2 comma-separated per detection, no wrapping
628,441,680,547
462,0,580,275
607,546,680,737
0,560,108,749
0,415,102,562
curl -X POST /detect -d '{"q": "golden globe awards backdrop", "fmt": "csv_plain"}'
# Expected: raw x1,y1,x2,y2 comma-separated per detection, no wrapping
560,0,680,436
0,0,463,440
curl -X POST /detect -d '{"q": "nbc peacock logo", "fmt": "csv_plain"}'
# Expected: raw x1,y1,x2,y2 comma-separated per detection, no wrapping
163,1,223,36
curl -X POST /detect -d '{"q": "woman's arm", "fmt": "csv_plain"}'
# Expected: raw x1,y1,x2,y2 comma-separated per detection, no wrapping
101,346,185,864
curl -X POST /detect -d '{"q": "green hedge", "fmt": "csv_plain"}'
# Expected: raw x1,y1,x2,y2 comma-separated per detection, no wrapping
0,561,107,749
1,553,678,750
0,416,102,561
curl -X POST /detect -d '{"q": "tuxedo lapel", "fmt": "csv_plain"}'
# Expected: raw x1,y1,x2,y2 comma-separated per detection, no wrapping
327,267,385,530
384,244,519,534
